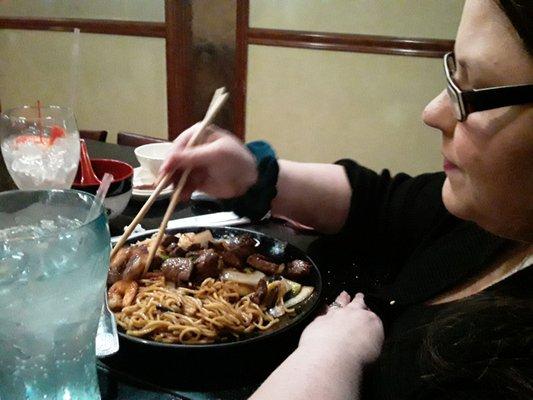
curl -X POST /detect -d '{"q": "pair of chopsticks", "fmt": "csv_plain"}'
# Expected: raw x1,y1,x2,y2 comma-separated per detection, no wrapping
110,87,229,276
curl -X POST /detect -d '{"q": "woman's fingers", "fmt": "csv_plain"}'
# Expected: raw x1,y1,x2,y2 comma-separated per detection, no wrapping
336,290,351,307
162,132,227,175
350,293,368,309
327,292,372,313
328,290,351,311
158,123,207,178
155,124,255,200
329,292,368,311
178,170,207,201
175,142,224,170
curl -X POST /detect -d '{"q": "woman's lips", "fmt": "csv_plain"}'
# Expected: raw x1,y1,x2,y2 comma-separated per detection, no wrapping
443,158,458,172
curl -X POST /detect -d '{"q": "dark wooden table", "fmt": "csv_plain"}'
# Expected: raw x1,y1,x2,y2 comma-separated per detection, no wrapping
87,140,355,400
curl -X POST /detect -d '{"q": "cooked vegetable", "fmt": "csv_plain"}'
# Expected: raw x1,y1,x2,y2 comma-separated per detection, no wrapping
178,230,214,251
282,278,302,298
220,268,266,287
284,286,314,309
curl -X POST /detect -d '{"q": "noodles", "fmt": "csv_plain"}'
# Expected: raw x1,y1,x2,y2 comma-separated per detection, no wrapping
115,274,280,344
109,230,315,345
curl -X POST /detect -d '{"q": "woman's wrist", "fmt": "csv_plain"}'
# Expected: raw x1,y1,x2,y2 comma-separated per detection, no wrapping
297,340,367,371
251,345,363,400
293,345,364,396
222,141,279,221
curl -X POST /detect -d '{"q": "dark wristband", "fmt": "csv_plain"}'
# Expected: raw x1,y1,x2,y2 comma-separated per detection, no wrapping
221,141,279,221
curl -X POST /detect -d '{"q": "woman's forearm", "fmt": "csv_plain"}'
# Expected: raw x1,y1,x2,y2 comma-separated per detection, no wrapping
271,160,351,234
250,346,364,400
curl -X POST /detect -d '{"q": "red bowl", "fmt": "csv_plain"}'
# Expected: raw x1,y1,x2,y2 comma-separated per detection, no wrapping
72,158,134,219
74,158,133,187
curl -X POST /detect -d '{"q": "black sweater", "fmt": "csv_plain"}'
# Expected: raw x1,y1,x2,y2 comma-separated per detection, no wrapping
329,160,533,400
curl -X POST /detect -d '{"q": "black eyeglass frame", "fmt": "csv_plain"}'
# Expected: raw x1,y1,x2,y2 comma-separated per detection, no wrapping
444,52,533,121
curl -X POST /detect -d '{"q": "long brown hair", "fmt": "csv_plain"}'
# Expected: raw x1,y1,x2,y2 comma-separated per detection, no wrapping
419,291,533,399
498,0,533,55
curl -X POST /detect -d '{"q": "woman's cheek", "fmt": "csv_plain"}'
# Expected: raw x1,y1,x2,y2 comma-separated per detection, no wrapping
465,107,518,137
461,114,498,139
453,125,483,172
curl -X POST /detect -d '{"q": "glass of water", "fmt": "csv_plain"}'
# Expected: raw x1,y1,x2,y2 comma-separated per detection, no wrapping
0,190,109,400
0,105,81,189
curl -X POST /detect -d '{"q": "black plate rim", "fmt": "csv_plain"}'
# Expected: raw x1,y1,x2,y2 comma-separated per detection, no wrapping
116,226,323,350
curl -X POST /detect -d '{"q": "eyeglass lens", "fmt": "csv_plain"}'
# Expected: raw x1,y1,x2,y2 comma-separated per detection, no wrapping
445,53,463,120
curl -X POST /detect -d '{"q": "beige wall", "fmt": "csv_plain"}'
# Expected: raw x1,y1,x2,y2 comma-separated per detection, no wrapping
0,30,168,143
246,46,445,174
246,0,464,175
0,0,164,21
0,1,167,142
250,0,463,38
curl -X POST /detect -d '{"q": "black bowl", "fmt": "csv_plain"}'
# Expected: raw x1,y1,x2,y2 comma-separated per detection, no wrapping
102,226,323,391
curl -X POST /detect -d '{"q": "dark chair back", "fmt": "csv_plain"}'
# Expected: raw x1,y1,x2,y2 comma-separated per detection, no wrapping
117,131,168,147
79,130,108,142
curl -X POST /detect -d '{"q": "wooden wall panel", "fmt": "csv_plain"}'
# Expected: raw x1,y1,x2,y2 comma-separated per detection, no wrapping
191,0,236,134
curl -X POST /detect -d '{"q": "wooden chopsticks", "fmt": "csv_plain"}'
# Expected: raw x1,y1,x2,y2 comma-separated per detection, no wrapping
110,87,229,272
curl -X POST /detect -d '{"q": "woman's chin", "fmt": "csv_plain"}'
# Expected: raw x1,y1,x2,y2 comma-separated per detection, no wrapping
442,178,467,219
441,179,532,242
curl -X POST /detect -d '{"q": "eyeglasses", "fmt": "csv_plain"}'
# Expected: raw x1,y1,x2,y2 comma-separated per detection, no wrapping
444,52,533,121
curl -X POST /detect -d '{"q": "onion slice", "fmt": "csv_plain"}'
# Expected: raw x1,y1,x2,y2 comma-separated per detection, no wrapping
220,268,266,287
284,286,314,309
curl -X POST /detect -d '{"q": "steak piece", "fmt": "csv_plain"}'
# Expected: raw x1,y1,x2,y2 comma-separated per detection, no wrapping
193,249,221,283
161,257,194,283
166,242,186,257
122,245,149,281
161,235,186,257
217,234,256,259
247,254,284,275
221,250,243,269
161,234,179,248
250,278,268,304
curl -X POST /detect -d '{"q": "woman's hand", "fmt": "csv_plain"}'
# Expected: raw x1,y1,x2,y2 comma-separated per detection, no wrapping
251,292,383,400
299,291,384,366
158,123,351,234
158,124,258,200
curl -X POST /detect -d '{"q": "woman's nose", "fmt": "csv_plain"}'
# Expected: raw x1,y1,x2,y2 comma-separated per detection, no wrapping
422,89,456,135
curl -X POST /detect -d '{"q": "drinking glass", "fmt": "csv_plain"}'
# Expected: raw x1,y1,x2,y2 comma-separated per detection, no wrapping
0,190,110,400
0,105,81,189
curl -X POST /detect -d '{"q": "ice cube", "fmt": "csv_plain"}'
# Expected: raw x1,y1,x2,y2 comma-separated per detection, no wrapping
40,220,57,231
0,247,28,287
0,224,46,240
56,216,83,230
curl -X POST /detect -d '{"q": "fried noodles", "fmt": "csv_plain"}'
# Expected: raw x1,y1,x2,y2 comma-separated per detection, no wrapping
115,274,280,344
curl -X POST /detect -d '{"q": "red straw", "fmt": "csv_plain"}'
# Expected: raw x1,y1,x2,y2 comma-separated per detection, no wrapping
36,100,43,144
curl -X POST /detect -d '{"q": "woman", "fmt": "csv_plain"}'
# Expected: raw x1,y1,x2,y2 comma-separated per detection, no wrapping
159,0,532,398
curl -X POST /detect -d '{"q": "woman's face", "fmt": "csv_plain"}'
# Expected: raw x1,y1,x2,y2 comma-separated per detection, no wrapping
423,0,533,242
